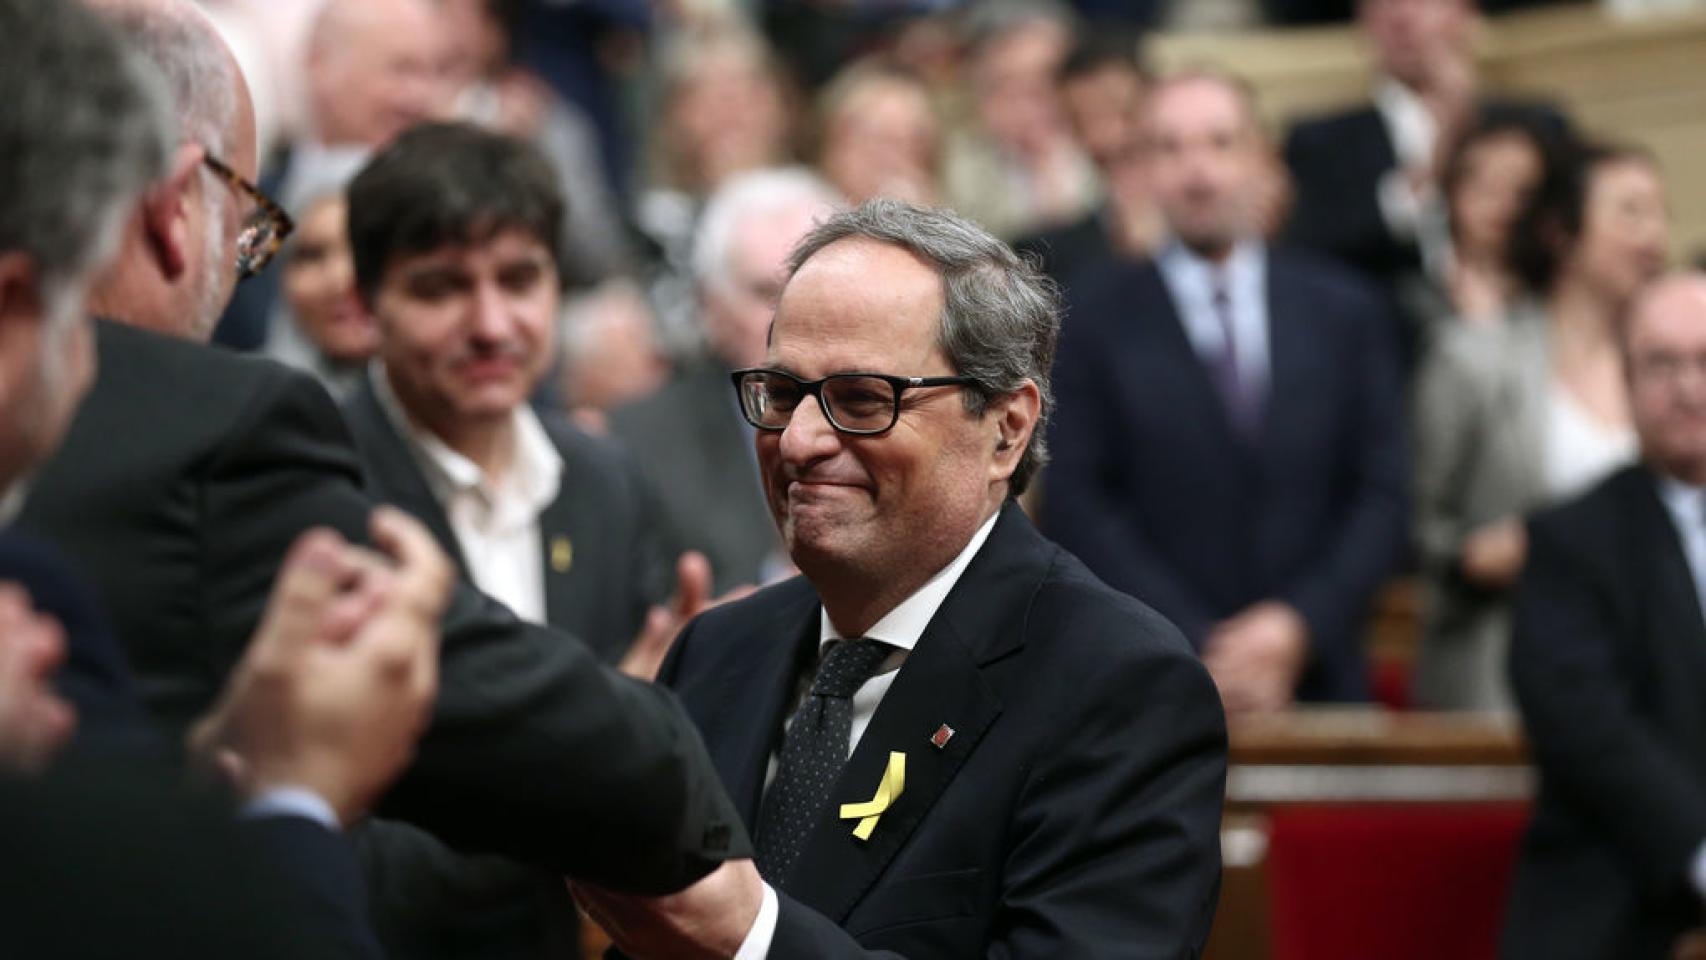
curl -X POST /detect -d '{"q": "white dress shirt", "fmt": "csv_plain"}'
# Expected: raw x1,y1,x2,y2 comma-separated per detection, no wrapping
372,367,564,622
1653,476,1706,902
734,511,1001,959
1156,239,1271,394
1541,382,1636,502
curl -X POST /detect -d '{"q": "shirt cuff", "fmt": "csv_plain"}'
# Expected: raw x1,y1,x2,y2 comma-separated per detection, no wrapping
732,881,779,960
1692,841,1706,901
240,785,341,832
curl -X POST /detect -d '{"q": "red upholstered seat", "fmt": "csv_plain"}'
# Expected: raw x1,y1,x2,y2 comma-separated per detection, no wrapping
1264,803,1529,960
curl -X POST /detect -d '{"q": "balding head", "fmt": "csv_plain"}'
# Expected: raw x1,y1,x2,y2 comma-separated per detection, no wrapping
85,0,258,341
306,0,449,148
1627,272,1706,483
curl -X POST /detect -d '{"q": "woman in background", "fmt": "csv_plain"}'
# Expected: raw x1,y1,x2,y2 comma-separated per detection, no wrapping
1412,138,1669,710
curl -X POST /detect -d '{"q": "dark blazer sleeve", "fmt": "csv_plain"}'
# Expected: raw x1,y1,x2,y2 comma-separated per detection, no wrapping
1275,272,1409,650
240,815,385,960
197,368,749,891
1510,509,1706,895
768,632,1227,958
1045,272,1220,641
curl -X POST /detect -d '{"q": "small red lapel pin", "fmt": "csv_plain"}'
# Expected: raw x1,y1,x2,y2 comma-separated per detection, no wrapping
930,724,955,749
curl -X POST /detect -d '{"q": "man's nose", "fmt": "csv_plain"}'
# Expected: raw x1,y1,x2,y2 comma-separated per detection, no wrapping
468,282,511,342
777,392,842,465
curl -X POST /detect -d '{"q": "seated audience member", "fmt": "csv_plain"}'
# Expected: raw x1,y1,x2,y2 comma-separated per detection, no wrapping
1015,33,1164,286
264,152,373,397
439,0,635,287
558,278,672,430
1412,141,1665,711
339,122,735,959
1283,0,1567,297
814,59,942,207
0,3,449,956
576,199,1228,959
213,0,453,350
19,0,751,906
1047,70,1407,711
1505,272,1706,960
1400,113,1551,338
942,0,1100,240
611,167,841,593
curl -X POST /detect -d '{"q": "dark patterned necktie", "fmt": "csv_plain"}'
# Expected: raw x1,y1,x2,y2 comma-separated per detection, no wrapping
755,638,893,883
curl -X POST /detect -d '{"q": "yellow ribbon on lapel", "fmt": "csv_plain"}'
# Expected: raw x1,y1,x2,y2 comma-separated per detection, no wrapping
839,751,906,841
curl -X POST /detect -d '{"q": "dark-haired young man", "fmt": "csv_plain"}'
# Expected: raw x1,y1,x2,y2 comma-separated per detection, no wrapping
339,121,715,958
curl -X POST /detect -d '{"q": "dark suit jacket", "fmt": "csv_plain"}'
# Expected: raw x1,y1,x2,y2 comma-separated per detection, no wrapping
1504,465,1706,959
0,531,379,959
1044,249,1408,701
0,759,383,960
342,373,674,959
0,531,143,737
344,373,671,661
609,360,778,594
14,319,747,893
658,503,1227,957
1282,98,1569,287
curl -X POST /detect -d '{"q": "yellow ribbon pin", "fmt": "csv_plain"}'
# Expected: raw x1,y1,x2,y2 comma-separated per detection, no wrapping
840,751,906,841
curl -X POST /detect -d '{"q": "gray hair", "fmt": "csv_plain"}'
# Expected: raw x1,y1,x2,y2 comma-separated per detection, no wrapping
785,199,1060,496
0,0,173,314
691,166,843,290
99,0,238,159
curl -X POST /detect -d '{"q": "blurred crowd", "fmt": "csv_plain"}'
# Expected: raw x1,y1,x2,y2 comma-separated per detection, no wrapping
204,0,1680,717
10,0,1706,956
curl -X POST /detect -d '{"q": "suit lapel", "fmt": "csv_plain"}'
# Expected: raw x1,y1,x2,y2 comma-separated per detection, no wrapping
1633,474,1706,692
345,378,468,573
713,593,821,830
1258,255,1301,470
537,465,579,631
778,504,1046,920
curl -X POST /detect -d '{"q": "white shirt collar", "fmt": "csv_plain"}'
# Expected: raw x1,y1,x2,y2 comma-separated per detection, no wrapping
1157,239,1265,299
1374,77,1437,170
818,510,1001,654
370,364,564,525
1657,473,1706,532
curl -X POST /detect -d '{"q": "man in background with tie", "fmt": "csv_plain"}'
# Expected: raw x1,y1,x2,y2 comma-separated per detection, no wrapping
1505,272,1706,959
573,198,1226,958
1046,69,1408,712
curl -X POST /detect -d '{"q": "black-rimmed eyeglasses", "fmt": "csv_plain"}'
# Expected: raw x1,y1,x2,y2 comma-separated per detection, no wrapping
202,153,293,280
732,368,980,436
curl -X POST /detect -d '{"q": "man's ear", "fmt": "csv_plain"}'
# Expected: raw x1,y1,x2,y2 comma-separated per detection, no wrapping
988,379,1042,482
140,142,206,284
0,252,46,406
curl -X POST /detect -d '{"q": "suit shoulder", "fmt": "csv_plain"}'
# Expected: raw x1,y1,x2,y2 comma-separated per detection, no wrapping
97,319,297,396
1284,105,1380,149
690,576,817,637
1030,545,1200,666
1528,466,1652,552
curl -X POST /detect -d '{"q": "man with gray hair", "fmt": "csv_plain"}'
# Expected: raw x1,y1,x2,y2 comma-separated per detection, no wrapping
0,2,454,956
577,199,1227,958
612,167,841,594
